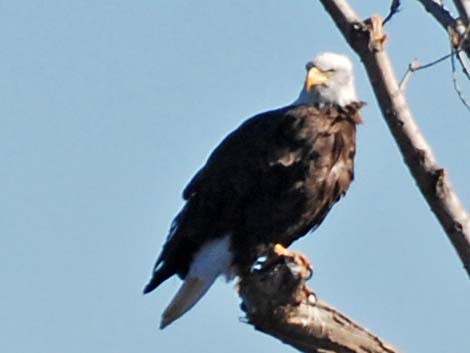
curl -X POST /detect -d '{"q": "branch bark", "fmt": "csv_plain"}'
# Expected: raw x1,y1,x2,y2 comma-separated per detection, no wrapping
453,0,470,24
318,0,470,276
416,0,470,70
416,0,456,30
239,248,401,353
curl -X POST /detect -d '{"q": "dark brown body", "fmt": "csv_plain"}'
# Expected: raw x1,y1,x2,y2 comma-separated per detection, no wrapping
144,102,364,294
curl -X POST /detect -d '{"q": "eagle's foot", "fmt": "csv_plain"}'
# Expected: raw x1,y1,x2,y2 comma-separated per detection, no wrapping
272,244,313,280
250,244,313,281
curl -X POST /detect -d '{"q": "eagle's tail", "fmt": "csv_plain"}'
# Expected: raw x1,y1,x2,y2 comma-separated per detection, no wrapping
159,234,233,329
160,274,213,329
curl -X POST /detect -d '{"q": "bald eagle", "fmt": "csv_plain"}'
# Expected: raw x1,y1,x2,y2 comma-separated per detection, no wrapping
144,52,364,328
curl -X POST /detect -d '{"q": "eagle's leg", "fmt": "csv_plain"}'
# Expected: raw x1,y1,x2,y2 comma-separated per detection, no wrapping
272,244,316,302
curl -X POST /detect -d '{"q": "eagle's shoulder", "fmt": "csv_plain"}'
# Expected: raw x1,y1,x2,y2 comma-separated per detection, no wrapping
182,106,314,199
182,103,363,200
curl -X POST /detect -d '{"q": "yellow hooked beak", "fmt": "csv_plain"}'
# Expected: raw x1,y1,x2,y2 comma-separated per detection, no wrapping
305,67,330,91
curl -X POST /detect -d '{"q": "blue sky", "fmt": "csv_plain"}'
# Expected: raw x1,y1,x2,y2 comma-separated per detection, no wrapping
2,1,470,352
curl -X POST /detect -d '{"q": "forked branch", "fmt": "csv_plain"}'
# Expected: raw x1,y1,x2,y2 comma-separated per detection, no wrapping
318,0,470,276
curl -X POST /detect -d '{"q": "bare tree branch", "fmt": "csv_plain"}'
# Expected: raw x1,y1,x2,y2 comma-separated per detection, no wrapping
416,1,470,110
318,0,470,276
383,0,402,25
416,1,470,59
453,0,470,24
399,52,453,90
451,48,470,110
456,45,470,80
416,0,456,30
239,247,401,353
399,59,421,90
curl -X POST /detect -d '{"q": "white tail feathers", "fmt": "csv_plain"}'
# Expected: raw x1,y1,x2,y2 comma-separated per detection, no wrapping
159,234,233,329
160,276,208,329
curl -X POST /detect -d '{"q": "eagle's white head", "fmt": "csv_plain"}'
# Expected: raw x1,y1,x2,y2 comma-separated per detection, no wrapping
295,52,358,106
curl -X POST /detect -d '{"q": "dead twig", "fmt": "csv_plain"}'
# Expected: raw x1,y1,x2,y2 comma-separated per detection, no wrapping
383,0,401,25
399,53,453,90
451,48,470,111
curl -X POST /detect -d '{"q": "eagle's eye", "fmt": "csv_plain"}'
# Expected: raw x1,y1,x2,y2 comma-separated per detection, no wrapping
305,62,315,71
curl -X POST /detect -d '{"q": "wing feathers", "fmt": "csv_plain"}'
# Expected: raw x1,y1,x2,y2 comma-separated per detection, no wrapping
143,263,173,294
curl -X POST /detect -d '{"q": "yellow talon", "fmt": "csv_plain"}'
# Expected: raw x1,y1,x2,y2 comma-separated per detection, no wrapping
272,244,313,278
